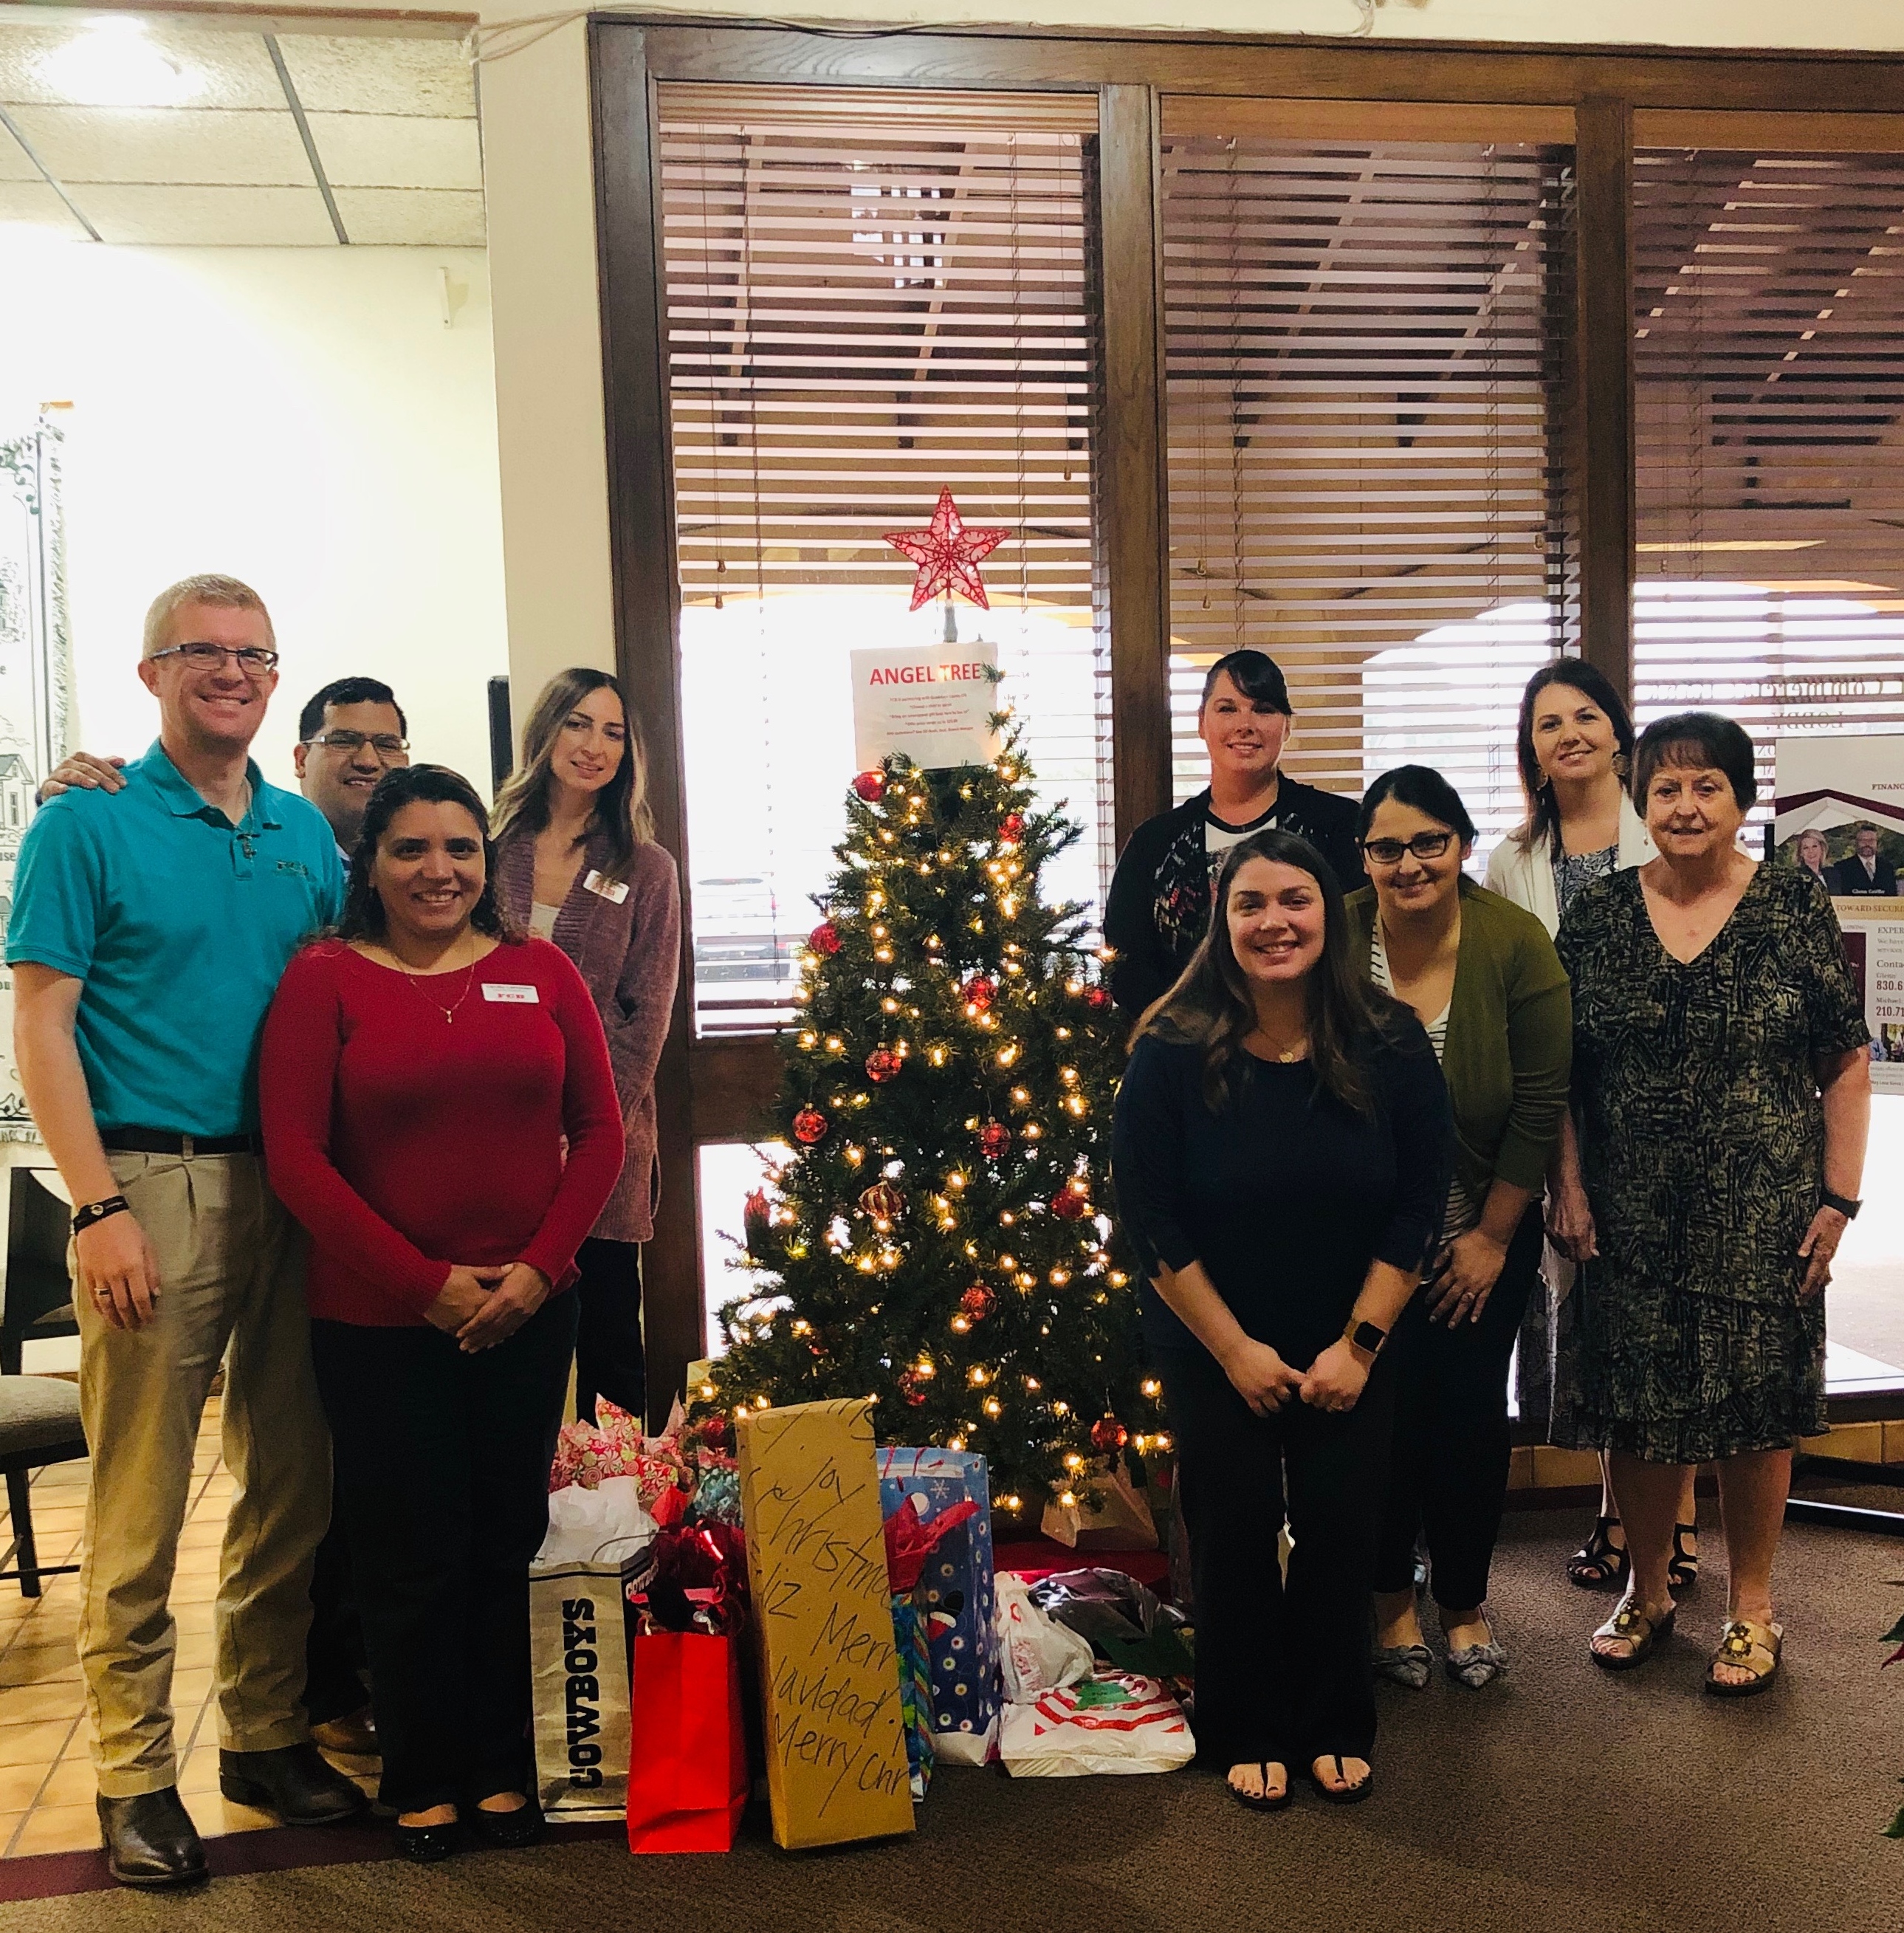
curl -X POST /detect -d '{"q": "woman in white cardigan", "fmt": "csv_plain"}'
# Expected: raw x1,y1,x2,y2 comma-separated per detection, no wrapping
1483,659,1694,1596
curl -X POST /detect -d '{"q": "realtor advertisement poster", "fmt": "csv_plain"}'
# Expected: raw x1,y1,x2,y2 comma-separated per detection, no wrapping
1774,735,1904,1093
850,640,1001,774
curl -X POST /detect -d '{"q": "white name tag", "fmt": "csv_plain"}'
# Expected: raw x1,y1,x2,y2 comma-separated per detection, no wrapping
582,870,630,904
483,983,540,1005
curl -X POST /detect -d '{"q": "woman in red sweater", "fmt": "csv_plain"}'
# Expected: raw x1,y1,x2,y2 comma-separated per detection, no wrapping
259,764,622,1864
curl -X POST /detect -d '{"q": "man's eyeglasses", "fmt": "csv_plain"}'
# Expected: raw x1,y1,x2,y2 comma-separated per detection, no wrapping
1361,831,1456,866
306,731,410,761
149,642,279,676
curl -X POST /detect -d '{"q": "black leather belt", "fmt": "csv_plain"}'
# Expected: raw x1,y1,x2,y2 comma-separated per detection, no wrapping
100,1129,261,1156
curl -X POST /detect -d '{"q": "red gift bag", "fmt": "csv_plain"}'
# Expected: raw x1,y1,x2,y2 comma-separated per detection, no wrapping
626,1631,748,1853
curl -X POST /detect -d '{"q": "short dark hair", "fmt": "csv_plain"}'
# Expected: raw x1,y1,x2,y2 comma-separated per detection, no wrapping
1512,658,1636,853
1357,765,1477,848
1200,649,1292,717
1630,711,1757,812
300,677,408,745
336,764,515,944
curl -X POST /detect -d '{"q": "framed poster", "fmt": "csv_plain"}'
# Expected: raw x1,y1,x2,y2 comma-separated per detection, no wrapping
1773,735,1904,900
0,412,75,1142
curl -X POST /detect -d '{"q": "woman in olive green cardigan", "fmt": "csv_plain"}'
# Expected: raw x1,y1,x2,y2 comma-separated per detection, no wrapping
1347,766,1572,1689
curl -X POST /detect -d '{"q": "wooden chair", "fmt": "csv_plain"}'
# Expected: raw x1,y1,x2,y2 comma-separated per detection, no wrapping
0,1169,86,1596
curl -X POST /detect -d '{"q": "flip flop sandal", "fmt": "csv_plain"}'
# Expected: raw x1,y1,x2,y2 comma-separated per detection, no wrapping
1667,1520,1699,1591
1307,1755,1374,1805
1226,1763,1292,1812
1705,1618,1782,1697
1568,1516,1630,1591
1372,1643,1433,1689
1589,1597,1675,1671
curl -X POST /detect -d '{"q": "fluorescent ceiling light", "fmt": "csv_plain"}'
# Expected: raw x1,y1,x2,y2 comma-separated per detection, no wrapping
1635,540,1823,553
36,18,205,109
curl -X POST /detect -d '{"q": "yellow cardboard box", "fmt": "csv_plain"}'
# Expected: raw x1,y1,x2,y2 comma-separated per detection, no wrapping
735,1398,915,1850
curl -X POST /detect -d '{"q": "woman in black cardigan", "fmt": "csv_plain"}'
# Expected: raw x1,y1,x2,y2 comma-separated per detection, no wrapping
1113,828,1450,1813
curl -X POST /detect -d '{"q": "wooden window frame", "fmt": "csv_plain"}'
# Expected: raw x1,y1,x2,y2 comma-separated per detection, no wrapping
589,16,1904,1422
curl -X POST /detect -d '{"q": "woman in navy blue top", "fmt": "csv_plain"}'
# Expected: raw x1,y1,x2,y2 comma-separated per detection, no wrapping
1113,828,1449,1812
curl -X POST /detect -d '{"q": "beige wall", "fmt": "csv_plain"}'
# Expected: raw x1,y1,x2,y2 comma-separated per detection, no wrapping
169,0,1904,718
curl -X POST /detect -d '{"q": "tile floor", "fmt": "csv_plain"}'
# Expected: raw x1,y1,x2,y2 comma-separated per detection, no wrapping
0,1392,375,1859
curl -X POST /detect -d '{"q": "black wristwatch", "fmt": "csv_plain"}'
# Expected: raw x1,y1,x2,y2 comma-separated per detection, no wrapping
1821,1190,1862,1220
1342,1318,1389,1359
72,1195,131,1235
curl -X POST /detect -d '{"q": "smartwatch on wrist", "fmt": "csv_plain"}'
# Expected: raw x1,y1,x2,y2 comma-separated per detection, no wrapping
1822,1190,1862,1220
1342,1318,1388,1360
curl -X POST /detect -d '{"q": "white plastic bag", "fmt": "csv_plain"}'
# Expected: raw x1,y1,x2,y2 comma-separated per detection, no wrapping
995,1572,1093,1702
998,1672,1195,1778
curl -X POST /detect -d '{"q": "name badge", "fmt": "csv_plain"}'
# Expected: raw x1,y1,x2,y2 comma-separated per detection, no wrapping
582,870,630,905
483,983,540,1005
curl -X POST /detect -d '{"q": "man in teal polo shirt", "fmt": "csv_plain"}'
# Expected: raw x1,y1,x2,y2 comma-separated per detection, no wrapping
9,574,367,1888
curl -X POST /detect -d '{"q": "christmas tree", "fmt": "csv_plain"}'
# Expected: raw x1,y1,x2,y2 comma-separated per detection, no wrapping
702,727,1166,1519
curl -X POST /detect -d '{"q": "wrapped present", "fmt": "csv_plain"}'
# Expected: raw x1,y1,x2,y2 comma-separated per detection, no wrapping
1040,1464,1158,1550
997,1672,1195,1778
878,1448,1000,1766
882,1490,978,1801
736,1399,913,1850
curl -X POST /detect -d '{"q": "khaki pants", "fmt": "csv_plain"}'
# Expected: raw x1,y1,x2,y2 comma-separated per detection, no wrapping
75,1150,330,1798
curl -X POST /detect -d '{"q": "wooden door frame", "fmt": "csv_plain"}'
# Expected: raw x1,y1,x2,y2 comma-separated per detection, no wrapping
590,15,1904,1420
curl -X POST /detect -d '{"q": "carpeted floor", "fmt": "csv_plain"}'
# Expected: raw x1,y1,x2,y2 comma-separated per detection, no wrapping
7,1507,1903,1933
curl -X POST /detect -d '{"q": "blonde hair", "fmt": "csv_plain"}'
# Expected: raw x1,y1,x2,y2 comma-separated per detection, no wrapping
491,667,653,882
142,574,275,658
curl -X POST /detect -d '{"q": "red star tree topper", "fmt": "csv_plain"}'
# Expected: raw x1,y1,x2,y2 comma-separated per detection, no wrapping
884,487,1009,612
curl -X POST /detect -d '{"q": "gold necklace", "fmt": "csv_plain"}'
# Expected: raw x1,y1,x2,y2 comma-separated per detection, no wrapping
396,934,479,1024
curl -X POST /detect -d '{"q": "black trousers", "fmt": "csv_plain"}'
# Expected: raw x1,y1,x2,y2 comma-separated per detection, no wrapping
574,1237,645,1425
302,1490,368,1728
310,1294,577,1815
1157,1342,1398,1770
1373,1206,1544,1611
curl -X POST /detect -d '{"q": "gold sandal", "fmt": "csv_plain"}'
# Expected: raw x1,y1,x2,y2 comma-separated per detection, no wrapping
1589,1596,1676,1672
1705,1618,1782,1697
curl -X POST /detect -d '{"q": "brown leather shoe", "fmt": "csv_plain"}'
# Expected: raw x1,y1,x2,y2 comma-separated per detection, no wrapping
219,1742,368,1824
97,1788,208,1889
310,1706,379,1760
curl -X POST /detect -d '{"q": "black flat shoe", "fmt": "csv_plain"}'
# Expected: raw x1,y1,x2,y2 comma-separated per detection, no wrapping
96,1789,208,1890
469,1793,546,1848
1307,1755,1373,1805
220,1742,368,1825
394,1819,464,1863
1225,1764,1292,1813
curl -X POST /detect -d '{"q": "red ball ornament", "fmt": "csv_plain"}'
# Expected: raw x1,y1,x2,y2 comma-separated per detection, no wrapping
1091,1415,1130,1454
865,1047,903,1085
853,771,887,803
961,975,997,1013
959,1283,995,1321
1085,986,1112,1014
979,1120,1011,1161
1000,812,1025,842
792,1106,828,1146
808,921,841,957
898,1370,927,1408
858,1181,906,1223
1051,1185,1089,1221
698,1412,730,1449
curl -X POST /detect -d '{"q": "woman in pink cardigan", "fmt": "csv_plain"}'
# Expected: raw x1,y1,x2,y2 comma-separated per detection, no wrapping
491,668,681,1424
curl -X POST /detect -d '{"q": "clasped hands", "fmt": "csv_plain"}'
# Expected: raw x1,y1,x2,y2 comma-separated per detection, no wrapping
426,1260,553,1352
1222,1336,1367,1418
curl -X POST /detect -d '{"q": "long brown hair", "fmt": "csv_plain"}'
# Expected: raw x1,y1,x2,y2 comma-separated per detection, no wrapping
490,667,653,883
1133,828,1416,1116
1511,657,1635,854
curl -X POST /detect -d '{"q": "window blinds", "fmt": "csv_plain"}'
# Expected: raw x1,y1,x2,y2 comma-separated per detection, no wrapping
1158,117,1577,852
657,84,1106,1034
1632,145,1904,824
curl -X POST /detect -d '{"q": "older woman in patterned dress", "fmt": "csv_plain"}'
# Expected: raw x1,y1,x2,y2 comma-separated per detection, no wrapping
1549,712,1870,1694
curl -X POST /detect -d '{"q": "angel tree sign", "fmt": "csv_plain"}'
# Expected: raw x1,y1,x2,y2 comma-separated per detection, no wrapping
850,640,1001,774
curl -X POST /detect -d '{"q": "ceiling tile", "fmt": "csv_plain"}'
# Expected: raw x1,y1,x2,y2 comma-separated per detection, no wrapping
329,187,486,247
303,114,481,191
0,177,89,237
79,182,338,247
272,35,475,119
0,22,283,111
5,105,312,187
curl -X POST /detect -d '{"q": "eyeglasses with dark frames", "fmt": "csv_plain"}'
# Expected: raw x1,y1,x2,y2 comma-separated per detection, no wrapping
148,642,280,676
305,731,410,761
1361,831,1456,866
